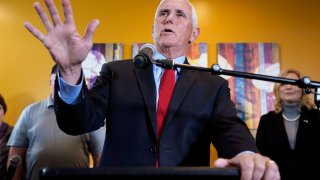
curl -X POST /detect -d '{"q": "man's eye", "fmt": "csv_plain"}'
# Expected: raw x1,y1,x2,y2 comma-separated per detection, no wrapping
159,11,169,16
177,13,185,17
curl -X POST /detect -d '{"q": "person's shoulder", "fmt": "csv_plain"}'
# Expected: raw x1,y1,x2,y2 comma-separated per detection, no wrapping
22,99,48,113
302,106,319,113
196,71,228,82
260,111,278,120
302,106,320,118
1,122,13,134
101,59,133,72
8,124,13,131
256,112,277,130
103,59,132,67
6,125,13,137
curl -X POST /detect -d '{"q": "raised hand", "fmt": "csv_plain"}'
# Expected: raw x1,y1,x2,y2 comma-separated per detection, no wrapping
24,0,99,84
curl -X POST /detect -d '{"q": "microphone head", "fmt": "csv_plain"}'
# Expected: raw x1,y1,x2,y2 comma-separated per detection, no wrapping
133,54,148,69
133,43,157,69
140,43,156,59
4,155,22,180
10,155,21,167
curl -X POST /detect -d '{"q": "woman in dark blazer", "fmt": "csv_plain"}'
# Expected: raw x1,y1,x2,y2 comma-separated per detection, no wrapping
256,69,320,180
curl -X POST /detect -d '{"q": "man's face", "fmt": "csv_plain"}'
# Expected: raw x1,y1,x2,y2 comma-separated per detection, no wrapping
152,0,196,50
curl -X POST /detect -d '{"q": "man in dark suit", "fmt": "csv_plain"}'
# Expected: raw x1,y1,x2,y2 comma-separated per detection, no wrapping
24,0,280,179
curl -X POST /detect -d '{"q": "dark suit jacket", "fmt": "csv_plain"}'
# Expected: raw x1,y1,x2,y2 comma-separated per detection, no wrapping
54,59,257,167
256,107,320,180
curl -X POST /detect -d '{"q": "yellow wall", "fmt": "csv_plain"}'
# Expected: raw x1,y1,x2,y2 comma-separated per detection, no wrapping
1,0,320,126
1,0,319,163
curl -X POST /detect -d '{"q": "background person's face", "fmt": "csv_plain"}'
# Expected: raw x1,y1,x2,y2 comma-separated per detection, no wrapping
153,0,194,50
279,73,303,104
0,105,4,122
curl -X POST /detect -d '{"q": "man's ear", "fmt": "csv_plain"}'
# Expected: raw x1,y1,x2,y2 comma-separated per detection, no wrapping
189,27,200,43
152,25,155,40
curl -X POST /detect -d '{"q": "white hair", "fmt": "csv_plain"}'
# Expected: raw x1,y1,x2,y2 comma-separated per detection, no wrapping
155,0,198,29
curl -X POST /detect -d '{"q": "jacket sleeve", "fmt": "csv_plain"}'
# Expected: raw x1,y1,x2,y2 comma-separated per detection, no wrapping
54,64,111,135
211,79,258,158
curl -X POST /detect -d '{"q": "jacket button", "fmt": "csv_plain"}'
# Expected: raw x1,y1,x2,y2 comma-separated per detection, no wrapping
150,146,157,153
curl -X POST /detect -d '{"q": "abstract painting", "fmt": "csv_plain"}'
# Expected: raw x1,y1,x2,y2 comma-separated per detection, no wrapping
218,43,280,130
82,43,123,89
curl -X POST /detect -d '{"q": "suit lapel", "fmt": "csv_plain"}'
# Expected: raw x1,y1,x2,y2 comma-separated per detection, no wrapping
133,66,157,137
133,59,198,140
165,67,198,124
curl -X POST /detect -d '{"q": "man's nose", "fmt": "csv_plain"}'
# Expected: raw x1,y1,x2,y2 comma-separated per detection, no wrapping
165,14,174,24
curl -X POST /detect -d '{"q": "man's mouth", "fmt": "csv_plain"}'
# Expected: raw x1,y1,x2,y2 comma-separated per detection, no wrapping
162,28,174,34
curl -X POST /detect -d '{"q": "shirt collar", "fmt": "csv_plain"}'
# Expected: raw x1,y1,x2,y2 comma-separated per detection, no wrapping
154,52,186,64
153,52,186,71
47,95,54,108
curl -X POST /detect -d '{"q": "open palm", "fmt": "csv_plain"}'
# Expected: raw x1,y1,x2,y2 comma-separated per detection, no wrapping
24,0,99,82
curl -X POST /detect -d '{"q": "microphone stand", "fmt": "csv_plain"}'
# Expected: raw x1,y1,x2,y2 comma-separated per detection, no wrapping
153,60,320,108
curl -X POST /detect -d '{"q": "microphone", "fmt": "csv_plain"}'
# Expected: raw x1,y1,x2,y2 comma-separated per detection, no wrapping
133,43,156,68
314,88,320,109
4,155,21,180
154,59,175,69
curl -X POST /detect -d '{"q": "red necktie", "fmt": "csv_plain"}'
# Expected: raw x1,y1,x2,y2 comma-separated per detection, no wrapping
157,69,175,138
156,68,175,167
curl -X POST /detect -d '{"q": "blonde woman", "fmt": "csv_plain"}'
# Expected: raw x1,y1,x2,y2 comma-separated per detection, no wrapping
256,69,320,180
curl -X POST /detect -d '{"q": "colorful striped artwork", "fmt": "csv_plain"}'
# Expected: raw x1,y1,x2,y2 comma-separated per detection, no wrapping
186,43,208,67
218,43,280,130
82,43,123,89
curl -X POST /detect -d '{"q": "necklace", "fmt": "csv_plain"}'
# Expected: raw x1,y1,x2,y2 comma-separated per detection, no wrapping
282,113,300,122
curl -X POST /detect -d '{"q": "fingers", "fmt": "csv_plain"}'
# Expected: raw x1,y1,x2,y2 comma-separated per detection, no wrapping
227,153,280,180
213,158,230,167
84,19,100,44
237,156,254,180
62,0,75,25
33,0,74,29
33,1,54,31
24,21,46,43
262,160,280,180
251,155,280,180
44,0,62,26
251,154,268,180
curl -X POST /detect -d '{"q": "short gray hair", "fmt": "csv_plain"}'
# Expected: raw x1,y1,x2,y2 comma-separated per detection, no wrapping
155,0,198,29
